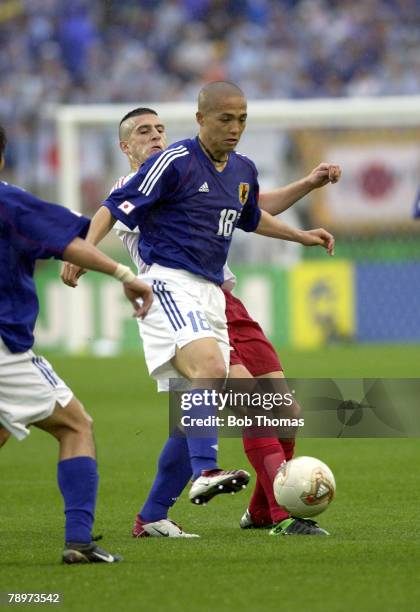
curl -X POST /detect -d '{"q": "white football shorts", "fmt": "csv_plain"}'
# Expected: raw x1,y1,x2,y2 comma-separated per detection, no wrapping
137,264,230,392
0,337,73,440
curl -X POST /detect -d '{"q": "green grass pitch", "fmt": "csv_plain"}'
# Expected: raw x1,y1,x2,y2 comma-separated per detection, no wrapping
1,345,420,612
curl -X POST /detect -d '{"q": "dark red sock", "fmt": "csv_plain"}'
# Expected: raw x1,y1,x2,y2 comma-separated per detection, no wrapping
280,438,295,462
243,437,289,524
247,478,272,525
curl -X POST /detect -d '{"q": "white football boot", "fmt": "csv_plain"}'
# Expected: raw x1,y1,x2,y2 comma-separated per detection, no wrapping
189,469,250,505
132,517,199,538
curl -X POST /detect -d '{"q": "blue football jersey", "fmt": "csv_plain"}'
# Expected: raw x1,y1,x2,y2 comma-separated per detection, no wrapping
103,137,261,284
0,181,90,352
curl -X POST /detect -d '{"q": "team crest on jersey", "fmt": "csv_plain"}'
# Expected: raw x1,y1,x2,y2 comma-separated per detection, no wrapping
238,182,250,205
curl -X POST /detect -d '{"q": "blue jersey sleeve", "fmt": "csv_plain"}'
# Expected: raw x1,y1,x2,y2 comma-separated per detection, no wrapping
236,174,261,233
0,183,90,259
103,144,189,229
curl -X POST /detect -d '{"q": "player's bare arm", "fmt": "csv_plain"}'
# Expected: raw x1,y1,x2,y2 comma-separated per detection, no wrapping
61,206,117,287
259,163,341,216
255,209,335,255
62,237,152,318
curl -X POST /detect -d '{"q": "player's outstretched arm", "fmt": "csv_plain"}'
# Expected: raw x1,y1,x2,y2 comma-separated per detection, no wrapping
62,237,152,318
259,163,341,216
61,206,116,287
255,210,335,255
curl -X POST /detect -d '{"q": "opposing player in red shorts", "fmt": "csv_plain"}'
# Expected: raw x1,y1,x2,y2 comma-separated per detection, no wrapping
226,164,340,536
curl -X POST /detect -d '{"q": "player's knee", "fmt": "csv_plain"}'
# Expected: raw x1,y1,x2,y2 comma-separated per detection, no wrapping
195,364,227,380
76,406,94,436
206,362,227,379
64,398,94,436
215,358,228,378
194,356,227,380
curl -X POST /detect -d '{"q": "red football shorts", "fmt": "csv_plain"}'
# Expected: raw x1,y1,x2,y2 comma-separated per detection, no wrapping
224,290,282,376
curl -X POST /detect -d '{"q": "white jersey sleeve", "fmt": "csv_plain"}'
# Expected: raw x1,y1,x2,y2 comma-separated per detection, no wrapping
111,173,137,235
222,263,236,291
111,173,150,274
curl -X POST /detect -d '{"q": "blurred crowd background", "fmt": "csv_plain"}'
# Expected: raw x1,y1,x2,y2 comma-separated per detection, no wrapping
1,0,419,351
1,0,419,192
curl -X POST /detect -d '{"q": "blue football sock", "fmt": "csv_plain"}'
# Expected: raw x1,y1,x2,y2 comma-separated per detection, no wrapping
140,435,192,522
57,456,98,544
184,389,219,480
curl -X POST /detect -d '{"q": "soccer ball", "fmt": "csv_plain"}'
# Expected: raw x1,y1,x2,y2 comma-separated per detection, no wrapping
273,456,336,518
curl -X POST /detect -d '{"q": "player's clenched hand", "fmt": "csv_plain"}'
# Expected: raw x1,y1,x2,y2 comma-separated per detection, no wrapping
60,261,87,287
306,163,342,188
123,279,153,319
300,228,335,256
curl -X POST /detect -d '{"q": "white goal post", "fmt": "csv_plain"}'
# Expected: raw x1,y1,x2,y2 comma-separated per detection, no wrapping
56,95,420,214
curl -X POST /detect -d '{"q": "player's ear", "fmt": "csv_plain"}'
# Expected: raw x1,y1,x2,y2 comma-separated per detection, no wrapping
0,154,4,171
120,141,128,155
196,111,204,126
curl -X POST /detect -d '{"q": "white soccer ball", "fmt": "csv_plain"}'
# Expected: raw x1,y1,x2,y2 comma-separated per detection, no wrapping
273,456,336,518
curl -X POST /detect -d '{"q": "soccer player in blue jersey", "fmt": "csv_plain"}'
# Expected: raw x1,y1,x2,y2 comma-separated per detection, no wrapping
60,83,332,536
0,124,153,561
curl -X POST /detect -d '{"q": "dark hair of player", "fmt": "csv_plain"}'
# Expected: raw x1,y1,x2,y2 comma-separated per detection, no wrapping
0,124,7,159
119,108,158,127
